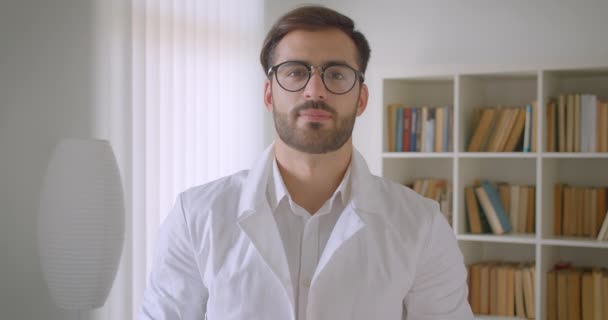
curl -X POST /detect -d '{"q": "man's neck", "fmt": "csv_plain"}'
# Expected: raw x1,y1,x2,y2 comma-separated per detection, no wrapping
274,138,352,214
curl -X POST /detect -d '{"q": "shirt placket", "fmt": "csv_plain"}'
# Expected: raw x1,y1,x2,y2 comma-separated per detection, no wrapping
297,215,319,320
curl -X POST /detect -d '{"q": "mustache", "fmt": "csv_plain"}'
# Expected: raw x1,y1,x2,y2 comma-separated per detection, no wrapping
293,100,337,116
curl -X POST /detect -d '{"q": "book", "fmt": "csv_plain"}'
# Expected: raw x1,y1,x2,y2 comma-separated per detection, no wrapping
443,106,450,152
510,184,520,234
547,270,557,320
487,108,508,152
387,104,400,152
574,94,581,152
526,186,535,233
547,101,556,152
522,266,535,318
411,108,418,152
558,95,566,152
505,265,515,317
581,271,593,320
498,183,510,214
515,268,526,318
523,104,532,152
424,108,435,152
465,186,483,234
592,269,603,320
518,186,529,234
597,209,608,240
557,269,569,320
567,269,581,320
435,106,444,152
567,94,575,152
504,107,526,152
480,264,490,314
532,101,538,152
468,108,497,152
396,107,403,152
470,263,482,314
554,183,563,236
597,188,607,237
402,108,412,152
475,182,512,234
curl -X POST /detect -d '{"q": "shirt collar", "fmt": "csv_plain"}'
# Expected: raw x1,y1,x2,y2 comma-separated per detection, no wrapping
267,156,352,213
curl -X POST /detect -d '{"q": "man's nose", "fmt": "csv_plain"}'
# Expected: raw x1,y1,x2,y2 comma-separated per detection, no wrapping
303,68,327,100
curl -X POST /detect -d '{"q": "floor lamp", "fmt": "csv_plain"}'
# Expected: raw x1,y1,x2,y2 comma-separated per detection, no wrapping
38,139,125,319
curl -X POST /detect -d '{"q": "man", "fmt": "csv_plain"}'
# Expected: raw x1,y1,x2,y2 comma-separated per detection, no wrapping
140,5,473,320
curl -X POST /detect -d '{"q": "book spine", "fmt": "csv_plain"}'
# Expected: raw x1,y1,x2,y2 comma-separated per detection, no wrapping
523,104,532,153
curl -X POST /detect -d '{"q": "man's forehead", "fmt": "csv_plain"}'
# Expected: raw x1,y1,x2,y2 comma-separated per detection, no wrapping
274,29,359,67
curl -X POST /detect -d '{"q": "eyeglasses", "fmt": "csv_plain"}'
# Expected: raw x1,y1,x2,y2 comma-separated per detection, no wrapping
267,61,365,95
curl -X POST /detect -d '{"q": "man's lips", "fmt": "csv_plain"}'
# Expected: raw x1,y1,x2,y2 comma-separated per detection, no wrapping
298,109,333,121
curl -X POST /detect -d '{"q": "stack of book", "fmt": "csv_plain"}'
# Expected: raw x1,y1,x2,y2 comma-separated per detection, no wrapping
386,104,453,152
465,180,535,235
546,263,608,320
467,103,536,152
467,261,535,318
546,94,608,152
553,184,608,240
406,179,452,225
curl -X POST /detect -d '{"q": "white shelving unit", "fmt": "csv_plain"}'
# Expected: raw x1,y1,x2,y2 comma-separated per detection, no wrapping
380,66,608,320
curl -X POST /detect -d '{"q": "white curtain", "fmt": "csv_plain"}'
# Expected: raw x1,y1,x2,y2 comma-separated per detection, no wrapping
128,0,266,318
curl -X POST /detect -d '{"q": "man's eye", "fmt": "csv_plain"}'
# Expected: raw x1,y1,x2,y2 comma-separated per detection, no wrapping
288,70,306,77
327,72,345,80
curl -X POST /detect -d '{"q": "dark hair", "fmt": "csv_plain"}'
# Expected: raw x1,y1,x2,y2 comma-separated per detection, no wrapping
260,5,371,77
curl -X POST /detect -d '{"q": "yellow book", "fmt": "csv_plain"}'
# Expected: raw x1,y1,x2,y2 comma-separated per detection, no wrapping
567,94,575,152
468,108,497,152
504,107,526,152
558,95,566,152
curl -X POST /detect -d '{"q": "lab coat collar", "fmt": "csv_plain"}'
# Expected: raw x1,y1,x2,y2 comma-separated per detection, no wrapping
236,143,381,310
237,143,381,216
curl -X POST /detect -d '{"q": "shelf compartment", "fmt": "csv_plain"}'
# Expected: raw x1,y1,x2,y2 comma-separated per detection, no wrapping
383,77,455,152
458,158,537,235
459,72,538,153
542,68,608,153
540,158,608,239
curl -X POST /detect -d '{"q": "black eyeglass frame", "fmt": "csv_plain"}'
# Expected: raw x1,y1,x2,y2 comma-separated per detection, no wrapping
267,61,365,95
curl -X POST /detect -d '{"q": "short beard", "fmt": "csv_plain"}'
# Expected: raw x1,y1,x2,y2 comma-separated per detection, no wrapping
273,100,358,154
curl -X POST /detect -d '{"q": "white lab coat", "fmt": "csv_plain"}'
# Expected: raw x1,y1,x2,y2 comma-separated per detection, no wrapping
139,145,473,320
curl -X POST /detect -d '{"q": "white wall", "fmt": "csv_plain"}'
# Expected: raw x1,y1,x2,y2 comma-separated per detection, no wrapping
320,0,608,175
0,0,96,319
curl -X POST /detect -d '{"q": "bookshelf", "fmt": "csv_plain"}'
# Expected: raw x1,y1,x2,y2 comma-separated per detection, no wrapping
380,66,608,320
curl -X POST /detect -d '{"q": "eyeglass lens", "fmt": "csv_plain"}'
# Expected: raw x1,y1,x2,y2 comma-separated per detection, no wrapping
275,62,357,94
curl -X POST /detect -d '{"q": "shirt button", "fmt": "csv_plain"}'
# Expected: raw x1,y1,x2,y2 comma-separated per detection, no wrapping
302,278,311,288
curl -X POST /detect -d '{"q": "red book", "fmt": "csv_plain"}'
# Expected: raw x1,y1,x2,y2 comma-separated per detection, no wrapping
403,108,412,152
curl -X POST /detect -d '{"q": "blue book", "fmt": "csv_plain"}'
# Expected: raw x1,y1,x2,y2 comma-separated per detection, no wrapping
478,181,513,234
410,108,418,152
396,108,403,152
523,104,532,152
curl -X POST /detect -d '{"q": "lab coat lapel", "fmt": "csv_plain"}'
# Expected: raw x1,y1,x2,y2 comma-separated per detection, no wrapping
313,204,364,280
236,145,295,308
237,206,295,307
313,149,379,281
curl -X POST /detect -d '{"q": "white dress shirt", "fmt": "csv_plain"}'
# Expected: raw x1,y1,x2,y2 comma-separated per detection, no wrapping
267,158,351,320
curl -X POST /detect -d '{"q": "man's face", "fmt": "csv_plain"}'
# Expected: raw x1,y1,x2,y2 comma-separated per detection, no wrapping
264,28,368,154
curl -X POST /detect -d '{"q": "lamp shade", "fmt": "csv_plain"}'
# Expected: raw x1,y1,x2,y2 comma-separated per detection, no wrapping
38,138,125,310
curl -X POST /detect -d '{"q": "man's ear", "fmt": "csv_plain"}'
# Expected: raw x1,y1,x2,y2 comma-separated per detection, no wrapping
264,79,273,112
356,83,369,116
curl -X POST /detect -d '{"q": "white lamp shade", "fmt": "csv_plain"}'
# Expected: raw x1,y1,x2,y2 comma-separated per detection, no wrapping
38,139,125,310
